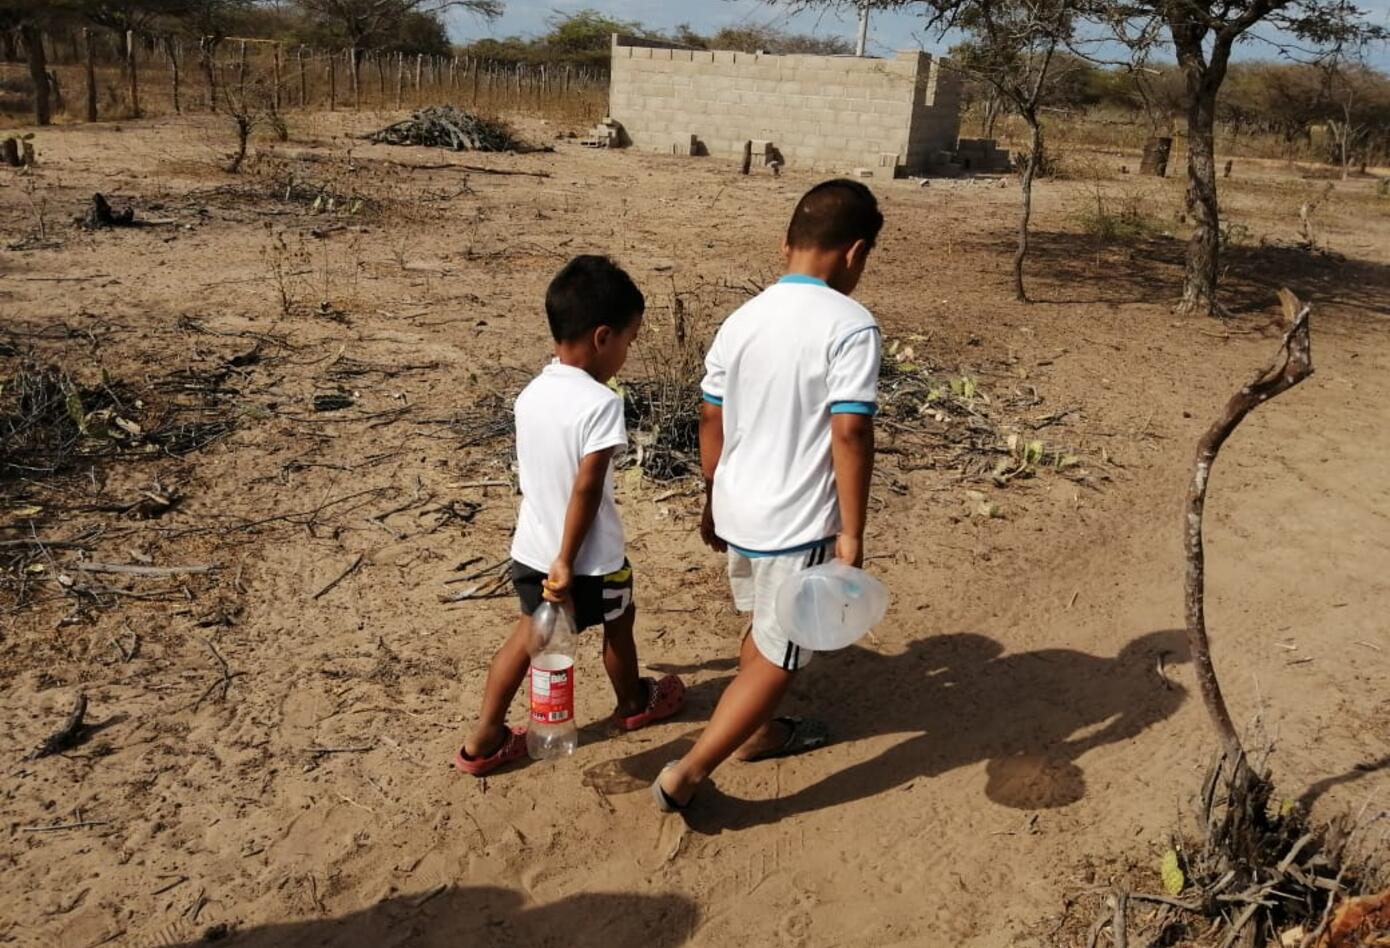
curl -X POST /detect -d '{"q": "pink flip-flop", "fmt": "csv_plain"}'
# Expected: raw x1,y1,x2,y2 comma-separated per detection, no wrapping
615,675,686,732
454,726,527,777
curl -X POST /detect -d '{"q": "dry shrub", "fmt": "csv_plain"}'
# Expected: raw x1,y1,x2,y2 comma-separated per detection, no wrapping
1074,183,1166,242
621,284,718,483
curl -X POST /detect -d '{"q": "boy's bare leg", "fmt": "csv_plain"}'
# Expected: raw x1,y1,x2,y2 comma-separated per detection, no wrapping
462,617,531,759
658,637,794,805
731,631,796,759
602,606,647,718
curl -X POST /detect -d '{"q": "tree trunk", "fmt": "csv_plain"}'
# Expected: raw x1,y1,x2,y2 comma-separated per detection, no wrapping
1014,119,1042,303
164,34,180,113
1340,103,1352,180
982,91,1001,138
126,29,140,118
21,25,50,126
1179,81,1221,316
83,28,97,121
1140,136,1173,176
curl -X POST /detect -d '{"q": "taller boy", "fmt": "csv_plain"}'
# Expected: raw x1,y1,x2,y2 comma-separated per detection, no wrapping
655,180,884,810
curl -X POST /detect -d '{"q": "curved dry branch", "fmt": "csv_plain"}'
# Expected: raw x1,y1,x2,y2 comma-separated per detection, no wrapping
1184,288,1313,765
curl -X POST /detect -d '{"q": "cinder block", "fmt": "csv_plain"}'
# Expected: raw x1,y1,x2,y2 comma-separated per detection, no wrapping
635,47,653,60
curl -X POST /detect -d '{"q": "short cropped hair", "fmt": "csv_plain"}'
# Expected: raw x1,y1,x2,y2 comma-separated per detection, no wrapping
545,255,645,343
785,179,884,252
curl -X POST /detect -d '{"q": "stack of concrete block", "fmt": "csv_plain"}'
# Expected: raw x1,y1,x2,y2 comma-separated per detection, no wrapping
579,116,624,148
608,37,962,176
954,138,1013,172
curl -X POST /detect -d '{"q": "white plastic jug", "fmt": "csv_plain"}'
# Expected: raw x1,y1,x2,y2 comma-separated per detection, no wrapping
775,561,889,651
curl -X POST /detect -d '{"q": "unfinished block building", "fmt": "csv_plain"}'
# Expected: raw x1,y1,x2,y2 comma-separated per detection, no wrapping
607,34,963,176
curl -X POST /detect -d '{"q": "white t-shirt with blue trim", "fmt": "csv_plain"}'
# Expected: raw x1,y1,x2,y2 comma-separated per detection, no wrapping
700,274,881,555
511,361,628,576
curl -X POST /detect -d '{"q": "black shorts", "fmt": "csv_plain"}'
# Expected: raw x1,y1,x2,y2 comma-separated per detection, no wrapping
512,559,634,631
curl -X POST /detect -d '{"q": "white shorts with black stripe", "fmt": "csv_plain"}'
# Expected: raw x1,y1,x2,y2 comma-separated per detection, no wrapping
727,539,835,672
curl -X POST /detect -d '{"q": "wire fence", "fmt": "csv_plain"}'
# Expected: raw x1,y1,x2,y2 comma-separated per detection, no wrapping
0,30,611,126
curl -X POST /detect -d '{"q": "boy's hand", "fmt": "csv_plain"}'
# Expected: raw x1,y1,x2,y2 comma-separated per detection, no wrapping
700,499,727,553
543,559,573,602
835,533,864,568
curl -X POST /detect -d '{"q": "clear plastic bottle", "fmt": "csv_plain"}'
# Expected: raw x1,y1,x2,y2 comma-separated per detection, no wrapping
775,561,889,652
526,601,579,760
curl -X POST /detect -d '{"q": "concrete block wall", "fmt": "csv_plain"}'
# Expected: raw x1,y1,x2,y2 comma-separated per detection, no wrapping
608,36,961,175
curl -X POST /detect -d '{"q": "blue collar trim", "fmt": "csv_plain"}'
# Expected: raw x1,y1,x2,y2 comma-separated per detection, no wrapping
778,274,829,288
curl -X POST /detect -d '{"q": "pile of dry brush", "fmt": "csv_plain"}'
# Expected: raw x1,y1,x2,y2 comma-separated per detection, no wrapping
363,106,535,153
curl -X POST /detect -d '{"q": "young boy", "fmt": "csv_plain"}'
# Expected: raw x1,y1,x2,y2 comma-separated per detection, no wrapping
456,255,686,776
653,180,883,810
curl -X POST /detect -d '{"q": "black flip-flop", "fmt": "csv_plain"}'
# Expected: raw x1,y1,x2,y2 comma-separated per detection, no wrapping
651,761,690,813
741,716,830,762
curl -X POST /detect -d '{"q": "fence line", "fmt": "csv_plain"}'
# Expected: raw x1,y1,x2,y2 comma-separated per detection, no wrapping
0,30,610,125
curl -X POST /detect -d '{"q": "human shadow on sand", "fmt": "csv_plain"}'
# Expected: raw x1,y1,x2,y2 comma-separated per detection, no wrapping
171,885,698,948
590,629,1189,833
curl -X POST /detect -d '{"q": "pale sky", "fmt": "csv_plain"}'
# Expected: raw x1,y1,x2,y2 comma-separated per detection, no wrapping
448,0,1390,68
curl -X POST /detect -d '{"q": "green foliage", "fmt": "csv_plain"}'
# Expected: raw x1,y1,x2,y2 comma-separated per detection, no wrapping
455,11,852,69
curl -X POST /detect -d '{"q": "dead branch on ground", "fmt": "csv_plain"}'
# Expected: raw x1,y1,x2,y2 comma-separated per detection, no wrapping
24,692,88,760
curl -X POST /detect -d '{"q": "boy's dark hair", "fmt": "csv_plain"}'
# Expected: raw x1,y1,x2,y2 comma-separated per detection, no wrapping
785,179,884,251
545,254,645,343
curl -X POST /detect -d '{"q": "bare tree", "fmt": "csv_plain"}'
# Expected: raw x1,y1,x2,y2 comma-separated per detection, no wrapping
946,0,1080,302
297,0,499,91
1097,0,1385,315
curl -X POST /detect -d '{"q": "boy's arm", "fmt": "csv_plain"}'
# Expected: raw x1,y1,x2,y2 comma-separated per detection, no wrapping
546,447,617,601
699,401,726,552
831,413,874,567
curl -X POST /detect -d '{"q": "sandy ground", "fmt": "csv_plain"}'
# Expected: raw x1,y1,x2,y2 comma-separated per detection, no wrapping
1,110,1388,948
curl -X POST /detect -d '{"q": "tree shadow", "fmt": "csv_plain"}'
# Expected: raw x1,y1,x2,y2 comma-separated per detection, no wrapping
172,885,699,948
1005,231,1390,316
590,629,1190,833
1297,754,1390,813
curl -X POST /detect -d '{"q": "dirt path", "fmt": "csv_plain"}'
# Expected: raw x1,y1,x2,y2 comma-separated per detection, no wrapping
2,113,1387,947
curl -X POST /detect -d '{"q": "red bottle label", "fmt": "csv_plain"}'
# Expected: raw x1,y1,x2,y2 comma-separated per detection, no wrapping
530,661,574,725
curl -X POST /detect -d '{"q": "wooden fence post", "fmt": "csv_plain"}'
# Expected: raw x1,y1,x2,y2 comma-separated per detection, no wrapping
237,38,246,99
126,29,140,117
471,57,479,105
164,34,180,113
395,51,404,109
414,53,423,104
349,47,359,110
375,51,384,102
327,49,336,110
83,27,97,121
272,43,281,112
297,45,306,107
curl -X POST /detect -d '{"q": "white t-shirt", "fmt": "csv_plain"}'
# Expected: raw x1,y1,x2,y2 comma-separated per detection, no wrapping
510,361,628,576
701,275,881,554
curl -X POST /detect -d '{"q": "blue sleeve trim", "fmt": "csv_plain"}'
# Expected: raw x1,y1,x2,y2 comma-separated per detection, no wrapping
702,392,724,406
829,324,881,359
831,401,877,416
